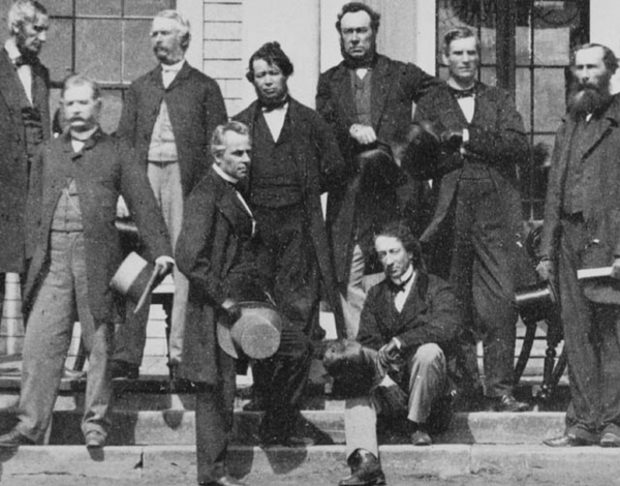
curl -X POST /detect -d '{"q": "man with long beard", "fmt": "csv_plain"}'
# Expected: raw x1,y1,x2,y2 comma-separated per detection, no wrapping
537,43,620,447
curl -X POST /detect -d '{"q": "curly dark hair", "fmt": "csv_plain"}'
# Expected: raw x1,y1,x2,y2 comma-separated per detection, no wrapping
245,41,294,83
335,2,380,33
374,220,423,269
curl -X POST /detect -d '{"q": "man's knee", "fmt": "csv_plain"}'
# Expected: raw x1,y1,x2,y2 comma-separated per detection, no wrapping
412,343,445,367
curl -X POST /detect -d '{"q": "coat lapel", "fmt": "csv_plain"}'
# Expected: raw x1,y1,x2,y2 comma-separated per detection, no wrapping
0,50,26,115
370,56,391,131
333,63,356,128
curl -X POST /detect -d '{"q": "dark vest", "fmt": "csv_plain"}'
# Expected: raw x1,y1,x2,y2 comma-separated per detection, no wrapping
351,70,372,126
249,113,302,208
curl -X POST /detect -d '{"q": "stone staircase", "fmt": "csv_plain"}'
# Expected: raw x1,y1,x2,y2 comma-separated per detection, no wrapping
0,306,615,486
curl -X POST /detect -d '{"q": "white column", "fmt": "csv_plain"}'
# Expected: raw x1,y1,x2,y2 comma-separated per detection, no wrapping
241,0,320,108
177,0,204,70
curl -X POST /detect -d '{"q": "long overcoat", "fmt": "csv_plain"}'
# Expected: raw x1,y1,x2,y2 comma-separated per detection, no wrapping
24,131,171,321
539,94,620,303
175,168,260,384
316,54,439,283
0,49,50,272
116,62,227,196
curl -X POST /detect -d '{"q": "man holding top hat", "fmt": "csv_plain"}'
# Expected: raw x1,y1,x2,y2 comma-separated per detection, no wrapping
175,121,264,486
0,74,172,449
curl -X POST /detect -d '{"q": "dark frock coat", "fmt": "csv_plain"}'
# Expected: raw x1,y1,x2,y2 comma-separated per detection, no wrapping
175,168,261,384
413,83,530,283
0,49,50,272
357,271,461,359
233,97,346,331
116,62,227,196
24,131,171,322
316,54,440,283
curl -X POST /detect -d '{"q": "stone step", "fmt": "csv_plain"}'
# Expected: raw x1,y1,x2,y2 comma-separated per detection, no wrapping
0,444,617,486
0,408,568,447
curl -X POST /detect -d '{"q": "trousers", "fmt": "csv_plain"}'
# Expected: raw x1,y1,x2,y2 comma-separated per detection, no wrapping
16,231,112,441
113,160,188,366
344,343,448,458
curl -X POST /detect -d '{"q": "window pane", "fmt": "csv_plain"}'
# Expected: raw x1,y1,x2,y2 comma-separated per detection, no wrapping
76,1,122,16
480,67,496,86
100,89,123,134
75,19,122,82
47,0,73,16
534,26,570,66
515,68,531,131
533,68,566,132
515,26,530,65
125,0,174,17
122,19,156,82
40,19,73,82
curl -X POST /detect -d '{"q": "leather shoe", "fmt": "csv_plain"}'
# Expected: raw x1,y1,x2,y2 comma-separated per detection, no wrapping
600,431,620,448
84,429,106,448
110,360,139,380
200,476,247,486
0,429,35,447
410,429,432,446
543,434,596,447
487,394,529,412
338,448,386,486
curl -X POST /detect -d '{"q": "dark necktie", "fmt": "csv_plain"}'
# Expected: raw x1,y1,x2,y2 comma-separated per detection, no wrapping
388,272,413,295
449,86,476,99
261,96,289,113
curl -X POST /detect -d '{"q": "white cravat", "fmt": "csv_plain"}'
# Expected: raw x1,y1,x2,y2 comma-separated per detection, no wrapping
4,38,32,104
262,102,288,141
161,59,185,88
392,266,416,313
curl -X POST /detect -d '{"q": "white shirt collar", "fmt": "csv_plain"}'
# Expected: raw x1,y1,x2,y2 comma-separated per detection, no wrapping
261,101,289,113
391,265,414,286
212,163,239,184
4,38,21,62
161,59,185,73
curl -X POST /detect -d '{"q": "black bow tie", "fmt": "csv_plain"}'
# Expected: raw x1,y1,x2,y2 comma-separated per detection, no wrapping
261,96,289,113
449,86,476,99
14,56,31,67
388,272,413,294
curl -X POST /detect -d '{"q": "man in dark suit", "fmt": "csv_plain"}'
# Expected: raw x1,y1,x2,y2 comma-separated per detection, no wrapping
537,43,620,448
234,41,345,445
112,9,227,379
0,0,50,318
316,2,439,339
412,27,530,411
331,222,460,486
176,121,259,486
0,75,172,449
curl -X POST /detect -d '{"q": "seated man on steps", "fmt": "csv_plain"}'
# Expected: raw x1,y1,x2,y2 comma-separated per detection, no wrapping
325,221,461,486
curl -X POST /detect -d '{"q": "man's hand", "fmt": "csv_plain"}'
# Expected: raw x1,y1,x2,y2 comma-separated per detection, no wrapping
611,258,620,280
377,338,401,370
349,123,377,145
440,129,463,152
221,298,242,323
154,256,174,277
536,259,554,281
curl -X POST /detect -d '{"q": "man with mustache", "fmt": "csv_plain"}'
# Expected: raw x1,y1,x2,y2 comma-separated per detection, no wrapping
0,0,50,323
537,43,620,447
316,2,439,340
0,75,172,448
112,9,227,379
234,42,345,445
412,27,531,412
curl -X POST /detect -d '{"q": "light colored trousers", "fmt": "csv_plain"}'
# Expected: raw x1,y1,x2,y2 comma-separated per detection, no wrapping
113,160,189,365
344,343,448,459
17,232,112,442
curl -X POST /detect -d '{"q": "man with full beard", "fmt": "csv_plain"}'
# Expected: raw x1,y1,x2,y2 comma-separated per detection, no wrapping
537,43,620,447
